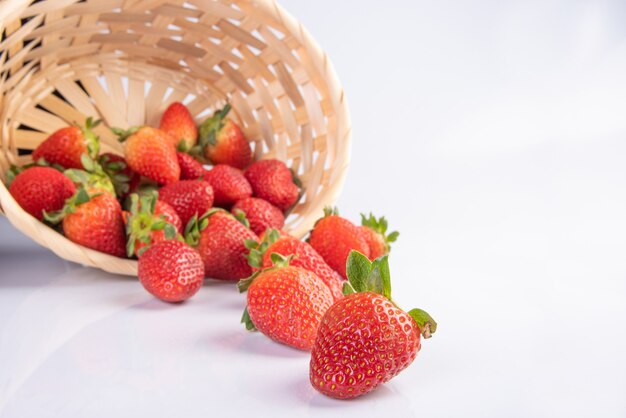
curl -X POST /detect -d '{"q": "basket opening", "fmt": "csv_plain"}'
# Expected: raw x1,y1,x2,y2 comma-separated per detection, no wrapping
0,0,350,239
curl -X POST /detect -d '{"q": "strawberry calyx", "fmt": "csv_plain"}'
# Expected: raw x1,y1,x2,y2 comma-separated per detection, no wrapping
184,208,251,247
43,187,94,224
77,117,102,160
125,192,179,257
232,209,250,229
360,213,399,253
323,206,339,217
64,154,115,195
183,208,227,247
245,228,281,268
343,250,437,339
111,126,140,142
198,103,231,149
99,154,132,197
238,252,293,293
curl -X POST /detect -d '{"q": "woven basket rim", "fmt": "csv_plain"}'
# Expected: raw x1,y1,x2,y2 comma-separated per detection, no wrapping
0,0,352,275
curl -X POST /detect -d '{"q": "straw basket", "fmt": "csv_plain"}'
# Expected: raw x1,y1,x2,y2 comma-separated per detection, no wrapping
0,0,351,276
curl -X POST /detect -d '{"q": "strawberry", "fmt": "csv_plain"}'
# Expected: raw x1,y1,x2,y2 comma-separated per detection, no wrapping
123,192,182,257
310,251,437,399
198,104,251,169
158,180,214,227
186,210,258,280
8,166,76,221
32,118,101,169
177,152,205,180
99,153,140,198
238,254,333,350
203,165,252,208
138,240,204,303
247,230,343,301
114,126,180,185
309,207,371,279
45,188,126,257
244,159,299,211
358,213,399,260
231,197,284,236
159,102,198,151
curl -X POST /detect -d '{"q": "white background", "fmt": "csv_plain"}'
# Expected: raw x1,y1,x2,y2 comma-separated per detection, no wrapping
1,0,626,417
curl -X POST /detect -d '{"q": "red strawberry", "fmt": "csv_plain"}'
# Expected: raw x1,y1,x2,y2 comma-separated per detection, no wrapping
138,240,204,302
187,210,258,280
9,166,76,221
309,207,371,279
158,180,214,227
198,104,251,169
99,153,140,198
32,118,100,169
244,159,299,211
310,251,437,399
238,255,333,350
358,213,399,260
231,197,284,236
45,188,126,257
203,165,252,208
123,192,182,257
159,102,198,151
115,126,180,185
247,230,343,301
177,152,205,180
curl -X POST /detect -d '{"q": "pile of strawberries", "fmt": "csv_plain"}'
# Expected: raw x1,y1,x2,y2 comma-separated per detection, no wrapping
5,102,436,400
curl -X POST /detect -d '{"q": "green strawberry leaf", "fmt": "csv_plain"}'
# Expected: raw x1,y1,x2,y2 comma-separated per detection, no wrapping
241,307,257,331
345,250,373,292
164,223,177,240
244,239,260,251
177,140,189,153
245,228,280,268
323,206,339,217
111,126,140,142
238,270,261,293
126,238,136,259
80,154,96,171
232,209,250,228
137,245,149,258
408,308,437,338
269,252,293,268
79,118,101,160
345,251,392,300
342,281,356,296
151,220,167,231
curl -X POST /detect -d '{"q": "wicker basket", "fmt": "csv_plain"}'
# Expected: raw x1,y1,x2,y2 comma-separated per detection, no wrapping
0,0,351,276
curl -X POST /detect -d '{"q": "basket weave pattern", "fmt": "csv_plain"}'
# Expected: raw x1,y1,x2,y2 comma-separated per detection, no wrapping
0,0,351,276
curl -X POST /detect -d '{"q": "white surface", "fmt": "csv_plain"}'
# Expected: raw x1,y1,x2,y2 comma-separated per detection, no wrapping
2,0,626,417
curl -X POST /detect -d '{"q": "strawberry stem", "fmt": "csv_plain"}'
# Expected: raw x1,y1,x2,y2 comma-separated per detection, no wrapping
408,308,437,338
